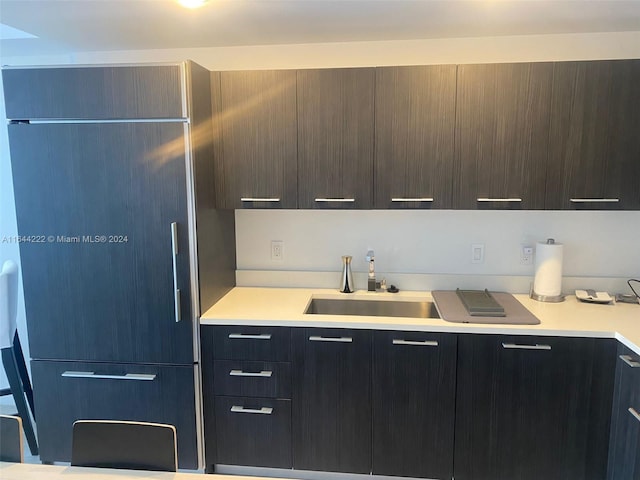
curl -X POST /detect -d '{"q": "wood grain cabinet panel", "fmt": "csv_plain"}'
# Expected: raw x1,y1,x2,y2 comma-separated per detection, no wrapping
607,344,640,480
372,331,456,479
374,66,457,209
297,68,375,209
2,65,184,120
546,60,640,210
454,63,553,209
455,335,616,480
292,328,371,473
9,122,193,364
215,70,298,209
31,360,197,469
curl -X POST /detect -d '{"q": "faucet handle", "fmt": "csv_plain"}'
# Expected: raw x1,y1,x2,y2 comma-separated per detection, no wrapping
366,250,374,261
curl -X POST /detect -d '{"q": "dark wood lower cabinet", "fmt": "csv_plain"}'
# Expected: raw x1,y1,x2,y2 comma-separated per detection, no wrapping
214,396,292,468
31,360,197,469
372,331,457,479
607,344,640,480
455,335,616,480
292,328,371,474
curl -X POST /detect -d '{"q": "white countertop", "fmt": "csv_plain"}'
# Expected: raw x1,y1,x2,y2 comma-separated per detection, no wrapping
0,462,293,480
201,287,640,354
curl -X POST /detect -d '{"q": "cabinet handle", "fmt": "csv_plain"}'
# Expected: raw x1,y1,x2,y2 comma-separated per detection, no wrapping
228,333,272,340
61,371,156,381
391,197,434,202
240,197,281,202
620,355,640,368
170,222,181,323
392,339,438,346
570,198,619,203
314,198,355,203
502,343,551,351
309,335,353,343
230,405,273,415
629,408,640,423
229,369,273,378
477,198,522,202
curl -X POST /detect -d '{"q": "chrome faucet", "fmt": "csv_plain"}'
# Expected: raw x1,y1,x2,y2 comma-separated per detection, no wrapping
366,250,376,292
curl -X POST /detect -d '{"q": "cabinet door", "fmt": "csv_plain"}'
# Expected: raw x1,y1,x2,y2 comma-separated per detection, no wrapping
607,345,640,480
214,396,292,468
455,63,553,209
546,60,640,210
372,331,456,479
2,65,184,120
9,123,193,364
375,66,456,209
215,70,297,209
292,328,371,473
297,68,375,209
31,360,197,469
455,335,616,480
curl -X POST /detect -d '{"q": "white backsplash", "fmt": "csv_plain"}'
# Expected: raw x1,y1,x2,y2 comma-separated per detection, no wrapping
235,209,640,292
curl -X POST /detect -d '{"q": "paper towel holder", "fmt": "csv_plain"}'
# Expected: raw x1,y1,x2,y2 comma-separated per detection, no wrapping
530,238,565,303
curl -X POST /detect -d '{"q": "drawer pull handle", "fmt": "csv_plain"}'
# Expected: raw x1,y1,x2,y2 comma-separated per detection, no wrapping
61,371,156,381
230,406,273,415
314,198,355,203
241,197,281,202
629,408,640,423
391,197,434,202
570,198,620,203
502,343,551,351
229,370,273,378
477,198,522,202
620,355,640,368
392,339,438,346
309,336,353,343
228,333,272,340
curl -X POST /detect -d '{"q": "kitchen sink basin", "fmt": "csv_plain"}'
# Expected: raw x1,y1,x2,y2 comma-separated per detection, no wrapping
304,298,440,319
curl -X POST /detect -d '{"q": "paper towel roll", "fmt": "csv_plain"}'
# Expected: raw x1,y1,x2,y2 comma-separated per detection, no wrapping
533,239,563,297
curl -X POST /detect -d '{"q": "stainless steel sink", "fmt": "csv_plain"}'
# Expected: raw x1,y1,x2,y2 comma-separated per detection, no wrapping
304,298,439,319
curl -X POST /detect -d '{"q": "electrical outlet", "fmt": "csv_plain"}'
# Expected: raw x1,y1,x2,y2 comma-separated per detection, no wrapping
471,244,484,264
271,240,284,262
521,245,533,265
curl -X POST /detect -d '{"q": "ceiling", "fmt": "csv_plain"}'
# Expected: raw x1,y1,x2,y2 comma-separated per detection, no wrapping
0,0,639,57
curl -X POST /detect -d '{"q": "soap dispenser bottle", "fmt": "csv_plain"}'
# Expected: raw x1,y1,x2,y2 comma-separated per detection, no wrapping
339,255,354,293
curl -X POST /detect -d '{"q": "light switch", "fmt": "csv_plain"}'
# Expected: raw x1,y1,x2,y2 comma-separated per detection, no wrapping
471,244,484,264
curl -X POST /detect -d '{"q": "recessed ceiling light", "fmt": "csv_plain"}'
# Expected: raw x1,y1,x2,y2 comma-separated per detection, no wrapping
178,0,209,8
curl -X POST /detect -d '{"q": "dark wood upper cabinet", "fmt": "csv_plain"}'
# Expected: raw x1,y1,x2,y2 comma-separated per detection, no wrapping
3,65,184,120
454,63,554,209
546,60,640,210
374,66,457,209
297,68,375,209
214,70,298,209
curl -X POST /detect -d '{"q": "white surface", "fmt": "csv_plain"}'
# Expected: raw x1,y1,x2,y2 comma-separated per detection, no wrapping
236,210,640,279
0,462,291,480
0,260,18,349
201,287,640,355
533,241,564,297
1,1,640,57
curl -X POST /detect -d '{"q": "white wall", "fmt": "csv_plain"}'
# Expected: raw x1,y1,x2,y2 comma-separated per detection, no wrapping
1,31,640,389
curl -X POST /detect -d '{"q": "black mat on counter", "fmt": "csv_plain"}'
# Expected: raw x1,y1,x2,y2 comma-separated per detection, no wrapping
432,290,541,325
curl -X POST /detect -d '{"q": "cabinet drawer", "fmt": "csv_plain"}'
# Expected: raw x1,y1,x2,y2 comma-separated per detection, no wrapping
210,326,291,361
213,360,291,398
31,360,197,469
214,396,291,468
3,65,185,120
